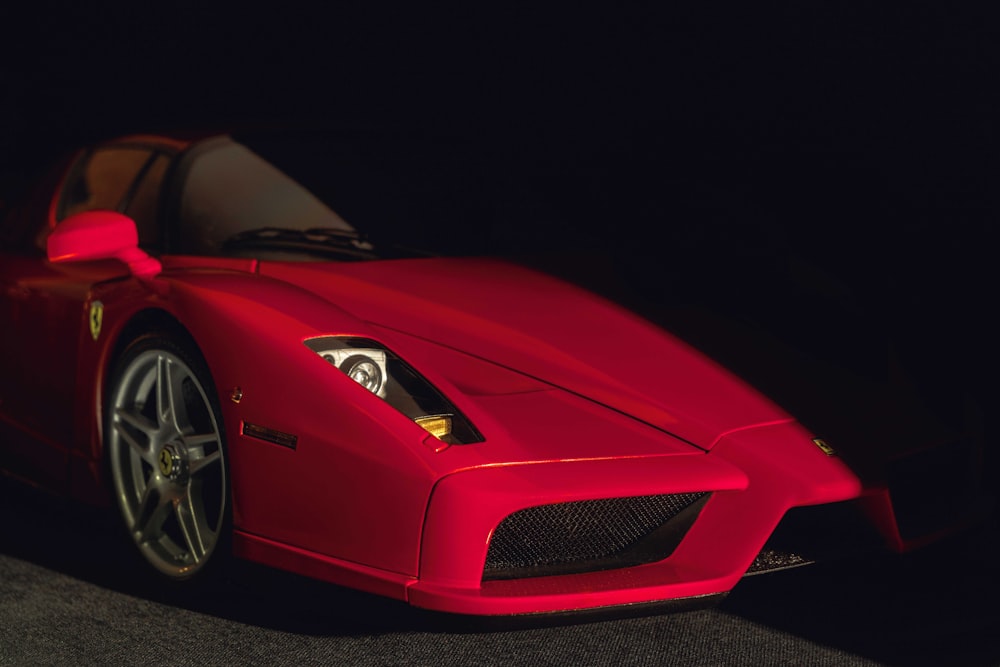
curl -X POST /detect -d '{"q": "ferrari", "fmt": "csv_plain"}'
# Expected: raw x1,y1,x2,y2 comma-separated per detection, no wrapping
0,128,984,616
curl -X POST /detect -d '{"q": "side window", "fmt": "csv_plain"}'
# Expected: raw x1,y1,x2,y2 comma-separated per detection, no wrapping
124,154,170,251
57,147,171,253
58,148,153,220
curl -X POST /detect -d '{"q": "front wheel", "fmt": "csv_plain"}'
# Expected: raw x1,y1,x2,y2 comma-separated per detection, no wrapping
106,334,229,580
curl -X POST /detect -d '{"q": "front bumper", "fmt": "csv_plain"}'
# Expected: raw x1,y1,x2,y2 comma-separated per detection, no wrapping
408,420,863,615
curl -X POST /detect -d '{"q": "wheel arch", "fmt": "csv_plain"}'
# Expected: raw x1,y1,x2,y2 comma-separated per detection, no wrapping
72,306,213,506
106,308,204,378
101,306,220,456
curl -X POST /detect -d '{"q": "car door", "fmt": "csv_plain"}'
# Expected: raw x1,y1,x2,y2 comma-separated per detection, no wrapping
0,144,170,489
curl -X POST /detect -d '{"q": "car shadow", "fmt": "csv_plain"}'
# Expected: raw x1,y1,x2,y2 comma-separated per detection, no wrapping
0,474,710,636
0,475,428,635
2,471,999,663
720,512,1000,666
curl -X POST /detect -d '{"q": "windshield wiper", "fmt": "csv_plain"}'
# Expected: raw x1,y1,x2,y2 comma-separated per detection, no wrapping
222,227,379,260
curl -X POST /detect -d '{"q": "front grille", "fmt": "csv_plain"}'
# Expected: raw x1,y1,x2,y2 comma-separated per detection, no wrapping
483,493,709,581
745,499,882,575
745,548,813,575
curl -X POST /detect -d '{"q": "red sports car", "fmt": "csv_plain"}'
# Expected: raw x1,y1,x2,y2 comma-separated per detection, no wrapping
0,129,982,615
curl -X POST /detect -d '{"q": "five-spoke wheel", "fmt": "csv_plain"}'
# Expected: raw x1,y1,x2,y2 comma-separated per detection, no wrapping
107,336,228,580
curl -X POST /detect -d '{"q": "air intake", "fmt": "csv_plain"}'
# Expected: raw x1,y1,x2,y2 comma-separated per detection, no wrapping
483,493,709,581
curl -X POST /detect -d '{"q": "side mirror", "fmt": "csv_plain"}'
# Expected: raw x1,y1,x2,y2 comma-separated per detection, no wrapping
46,210,162,278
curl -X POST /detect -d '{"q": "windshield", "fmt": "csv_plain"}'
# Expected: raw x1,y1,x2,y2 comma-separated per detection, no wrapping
174,129,491,260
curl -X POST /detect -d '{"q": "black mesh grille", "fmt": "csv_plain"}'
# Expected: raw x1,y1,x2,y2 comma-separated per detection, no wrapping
745,499,883,575
484,493,708,581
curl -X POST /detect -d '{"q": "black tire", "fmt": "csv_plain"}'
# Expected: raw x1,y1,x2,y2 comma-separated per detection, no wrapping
105,333,230,582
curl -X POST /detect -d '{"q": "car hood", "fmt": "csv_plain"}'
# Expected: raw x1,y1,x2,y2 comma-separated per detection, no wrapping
258,257,792,449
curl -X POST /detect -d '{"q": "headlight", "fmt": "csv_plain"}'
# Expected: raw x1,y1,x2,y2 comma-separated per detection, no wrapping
305,336,484,445
319,348,388,396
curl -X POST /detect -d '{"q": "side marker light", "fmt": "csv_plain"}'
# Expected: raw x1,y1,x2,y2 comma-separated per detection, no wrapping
812,438,836,456
415,415,453,440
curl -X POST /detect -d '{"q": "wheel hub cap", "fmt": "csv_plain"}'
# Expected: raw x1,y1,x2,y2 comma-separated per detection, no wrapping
157,443,187,482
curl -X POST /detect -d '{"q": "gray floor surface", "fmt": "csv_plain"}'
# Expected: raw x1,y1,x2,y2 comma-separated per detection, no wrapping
2,478,998,666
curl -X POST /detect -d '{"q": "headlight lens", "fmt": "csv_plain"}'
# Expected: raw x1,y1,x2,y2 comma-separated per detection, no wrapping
319,349,387,396
305,336,484,445
341,355,384,394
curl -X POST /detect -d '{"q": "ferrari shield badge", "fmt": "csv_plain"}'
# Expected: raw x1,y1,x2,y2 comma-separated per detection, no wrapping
812,437,836,456
89,300,104,341
159,448,174,477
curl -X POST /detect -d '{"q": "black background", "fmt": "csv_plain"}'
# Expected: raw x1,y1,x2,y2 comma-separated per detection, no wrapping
4,3,996,464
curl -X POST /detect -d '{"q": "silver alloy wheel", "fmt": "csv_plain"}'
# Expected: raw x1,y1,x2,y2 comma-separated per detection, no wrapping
108,343,227,579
